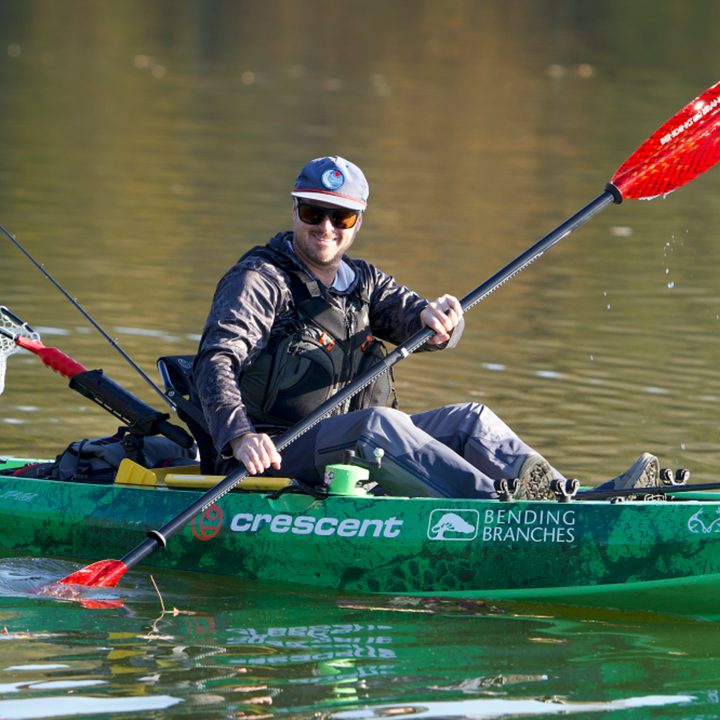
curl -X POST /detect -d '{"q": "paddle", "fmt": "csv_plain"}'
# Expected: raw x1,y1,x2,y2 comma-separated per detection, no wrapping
50,80,720,590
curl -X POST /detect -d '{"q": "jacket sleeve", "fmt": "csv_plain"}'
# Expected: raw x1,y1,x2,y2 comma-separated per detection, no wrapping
366,265,464,349
193,263,283,457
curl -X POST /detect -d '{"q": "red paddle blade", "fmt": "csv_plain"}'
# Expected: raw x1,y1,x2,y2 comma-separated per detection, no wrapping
54,560,128,588
612,81,720,199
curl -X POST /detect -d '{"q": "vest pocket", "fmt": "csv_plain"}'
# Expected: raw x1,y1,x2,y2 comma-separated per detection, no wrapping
349,338,397,411
262,335,340,424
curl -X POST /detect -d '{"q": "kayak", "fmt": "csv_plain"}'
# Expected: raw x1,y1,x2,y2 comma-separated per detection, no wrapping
2,454,720,621
5,82,720,621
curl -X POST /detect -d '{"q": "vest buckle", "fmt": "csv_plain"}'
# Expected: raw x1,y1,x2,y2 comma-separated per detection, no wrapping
319,331,335,351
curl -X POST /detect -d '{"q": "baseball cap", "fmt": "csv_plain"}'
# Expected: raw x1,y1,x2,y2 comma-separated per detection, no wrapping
291,156,369,211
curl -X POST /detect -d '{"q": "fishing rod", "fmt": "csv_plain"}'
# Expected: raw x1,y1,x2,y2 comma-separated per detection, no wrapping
0,225,177,412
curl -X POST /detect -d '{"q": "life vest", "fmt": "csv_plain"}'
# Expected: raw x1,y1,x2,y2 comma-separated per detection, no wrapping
238,244,397,430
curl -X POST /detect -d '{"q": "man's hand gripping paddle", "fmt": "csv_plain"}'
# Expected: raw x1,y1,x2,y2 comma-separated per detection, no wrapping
45,81,720,591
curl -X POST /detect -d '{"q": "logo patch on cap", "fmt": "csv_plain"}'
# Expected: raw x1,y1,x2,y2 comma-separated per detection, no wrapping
321,168,345,191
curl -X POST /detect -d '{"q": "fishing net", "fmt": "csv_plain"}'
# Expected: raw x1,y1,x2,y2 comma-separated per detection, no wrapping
0,307,40,396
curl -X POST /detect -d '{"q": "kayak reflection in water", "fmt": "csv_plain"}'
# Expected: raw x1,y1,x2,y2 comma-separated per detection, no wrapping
193,156,657,501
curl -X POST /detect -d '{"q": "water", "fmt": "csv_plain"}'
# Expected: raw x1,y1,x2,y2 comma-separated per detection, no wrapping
1,552,720,720
2,0,720,716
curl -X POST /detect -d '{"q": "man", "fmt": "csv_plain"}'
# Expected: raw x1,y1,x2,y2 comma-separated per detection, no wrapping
194,156,659,499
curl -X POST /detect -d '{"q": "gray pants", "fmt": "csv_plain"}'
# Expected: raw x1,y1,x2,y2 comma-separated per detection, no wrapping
272,402,566,499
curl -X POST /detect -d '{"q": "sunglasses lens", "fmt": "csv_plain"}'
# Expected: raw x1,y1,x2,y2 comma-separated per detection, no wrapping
298,204,325,225
331,210,359,229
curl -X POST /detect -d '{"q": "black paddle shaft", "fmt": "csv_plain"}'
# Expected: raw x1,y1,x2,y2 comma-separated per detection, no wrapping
120,187,621,571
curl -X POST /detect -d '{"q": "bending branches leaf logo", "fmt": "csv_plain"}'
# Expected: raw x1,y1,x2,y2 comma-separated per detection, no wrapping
428,510,479,541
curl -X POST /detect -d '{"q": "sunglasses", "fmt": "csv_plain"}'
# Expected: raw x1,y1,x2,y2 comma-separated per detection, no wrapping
296,202,361,230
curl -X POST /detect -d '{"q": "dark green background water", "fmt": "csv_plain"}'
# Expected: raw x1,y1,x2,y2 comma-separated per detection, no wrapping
2,1,720,717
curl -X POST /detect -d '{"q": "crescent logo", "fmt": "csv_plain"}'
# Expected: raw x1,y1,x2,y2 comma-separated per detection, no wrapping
192,504,224,541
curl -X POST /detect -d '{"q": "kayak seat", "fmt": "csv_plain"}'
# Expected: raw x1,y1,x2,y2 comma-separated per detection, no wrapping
157,355,216,475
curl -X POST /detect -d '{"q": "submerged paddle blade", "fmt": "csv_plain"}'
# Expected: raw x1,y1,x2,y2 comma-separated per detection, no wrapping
612,81,720,199
55,559,127,588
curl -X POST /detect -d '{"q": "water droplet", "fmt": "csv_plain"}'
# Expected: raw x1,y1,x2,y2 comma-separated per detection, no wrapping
668,282,675,289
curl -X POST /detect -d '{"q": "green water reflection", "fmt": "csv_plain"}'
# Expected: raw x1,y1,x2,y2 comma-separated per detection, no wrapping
1,558,719,719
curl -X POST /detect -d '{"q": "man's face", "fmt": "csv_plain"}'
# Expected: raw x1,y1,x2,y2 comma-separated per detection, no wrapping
291,199,363,276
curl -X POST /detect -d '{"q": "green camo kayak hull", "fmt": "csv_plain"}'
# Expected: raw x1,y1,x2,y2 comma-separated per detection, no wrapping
2,462,720,619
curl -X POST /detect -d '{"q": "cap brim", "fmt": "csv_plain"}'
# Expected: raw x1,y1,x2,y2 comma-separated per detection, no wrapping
292,190,366,211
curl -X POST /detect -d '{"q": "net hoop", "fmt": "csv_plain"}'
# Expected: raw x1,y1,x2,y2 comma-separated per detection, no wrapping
0,307,41,396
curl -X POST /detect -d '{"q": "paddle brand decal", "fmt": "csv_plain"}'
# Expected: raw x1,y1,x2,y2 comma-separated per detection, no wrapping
481,507,576,544
230,513,403,538
191,504,224,541
688,508,720,534
427,510,479,541
660,96,720,146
